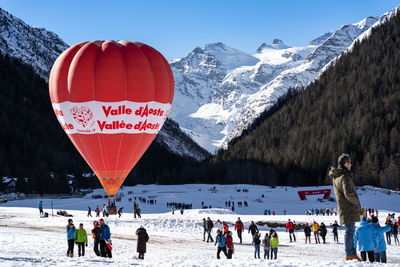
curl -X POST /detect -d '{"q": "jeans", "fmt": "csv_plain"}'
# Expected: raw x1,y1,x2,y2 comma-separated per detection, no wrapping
203,229,206,241
374,251,387,263
254,244,260,258
263,248,270,259
394,234,399,245
313,232,320,243
207,229,213,242
344,222,356,257
272,248,278,259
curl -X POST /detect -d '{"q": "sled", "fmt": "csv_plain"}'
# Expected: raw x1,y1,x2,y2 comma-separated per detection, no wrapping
107,240,113,251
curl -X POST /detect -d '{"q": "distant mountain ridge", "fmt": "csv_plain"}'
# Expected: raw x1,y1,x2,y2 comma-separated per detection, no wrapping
169,7,399,153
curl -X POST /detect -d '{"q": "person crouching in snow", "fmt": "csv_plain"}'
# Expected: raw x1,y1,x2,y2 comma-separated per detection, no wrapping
66,219,77,257
136,226,149,259
215,230,228,259
353,216,375,262
225,231,234,259
91,221,102,256
253,231,261,259
75,223,88,257
371,216,391,263
262,233,270,259
270,232,279,260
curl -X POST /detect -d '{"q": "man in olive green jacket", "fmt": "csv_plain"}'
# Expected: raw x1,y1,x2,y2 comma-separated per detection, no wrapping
329,153,362,261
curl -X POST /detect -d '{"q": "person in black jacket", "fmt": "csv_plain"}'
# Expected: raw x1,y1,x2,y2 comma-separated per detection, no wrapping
331,220,340,243
206,217,214,242
91,221,102,256
136,226,149,259
319,222,328,244
304,223,312,244
248,221,259,244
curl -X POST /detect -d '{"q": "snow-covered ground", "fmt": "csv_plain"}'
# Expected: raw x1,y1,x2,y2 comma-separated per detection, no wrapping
0,184,399,266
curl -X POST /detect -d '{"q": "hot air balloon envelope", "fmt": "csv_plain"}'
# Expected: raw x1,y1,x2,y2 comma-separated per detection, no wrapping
49,40,174,196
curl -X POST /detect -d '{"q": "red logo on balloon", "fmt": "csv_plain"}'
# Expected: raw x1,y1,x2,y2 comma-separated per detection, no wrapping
70,106,93,128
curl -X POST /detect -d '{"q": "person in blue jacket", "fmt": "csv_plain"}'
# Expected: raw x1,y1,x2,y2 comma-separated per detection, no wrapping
66,219,77,257
371,216,391,263
214,230,228,259
38,201,43,217
99,218,112,258
353,216,375,262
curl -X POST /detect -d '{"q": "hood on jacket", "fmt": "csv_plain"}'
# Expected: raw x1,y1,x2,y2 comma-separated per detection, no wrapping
329,166,347,179
360,216,368,225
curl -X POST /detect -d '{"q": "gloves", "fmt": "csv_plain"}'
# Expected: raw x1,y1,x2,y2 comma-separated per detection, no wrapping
86,243,88,247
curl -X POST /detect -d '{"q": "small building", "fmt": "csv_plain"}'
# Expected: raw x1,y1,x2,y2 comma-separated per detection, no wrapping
2,177,18,193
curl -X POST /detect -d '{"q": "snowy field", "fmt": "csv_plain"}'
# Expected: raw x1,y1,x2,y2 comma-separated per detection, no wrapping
0,184,399,266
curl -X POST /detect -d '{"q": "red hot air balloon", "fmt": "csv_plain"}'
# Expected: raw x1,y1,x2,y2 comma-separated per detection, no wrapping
49,40,174,196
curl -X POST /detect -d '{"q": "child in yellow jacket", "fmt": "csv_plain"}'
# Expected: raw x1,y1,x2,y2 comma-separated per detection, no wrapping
75,223,88,257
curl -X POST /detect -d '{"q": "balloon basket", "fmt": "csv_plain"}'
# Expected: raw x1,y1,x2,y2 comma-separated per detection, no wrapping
107,197,117,215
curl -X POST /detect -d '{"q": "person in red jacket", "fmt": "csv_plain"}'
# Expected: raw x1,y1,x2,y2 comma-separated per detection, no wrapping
225,231,234,259
234,217,244,243
286,219,296,242
223,221,229,234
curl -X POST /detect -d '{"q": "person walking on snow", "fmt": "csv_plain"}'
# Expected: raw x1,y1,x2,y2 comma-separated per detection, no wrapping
392,221,399,245
329,153,362,261
286,219,296,242
206,217,214,242
223,221,229,234
215,230,228,259
253,232,261,259
91,220,102,256
95,206,100,217
202,218,207,241
234,217,244,243
87,206,92,217
66,219,77,257
304,223,312,244
225,231,234,259
136,226,149,260
75,223,88,257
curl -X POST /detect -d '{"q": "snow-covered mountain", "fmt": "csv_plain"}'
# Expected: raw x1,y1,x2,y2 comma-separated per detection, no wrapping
0,7,209,161
169,7,399,153
0,8,68,81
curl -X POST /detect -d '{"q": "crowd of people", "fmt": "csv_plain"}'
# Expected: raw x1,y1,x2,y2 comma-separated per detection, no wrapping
202,217,280,260
65,218,149,260
305,208,337,216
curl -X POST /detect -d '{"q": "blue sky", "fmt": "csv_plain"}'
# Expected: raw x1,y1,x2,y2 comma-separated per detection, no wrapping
0,0,399,61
